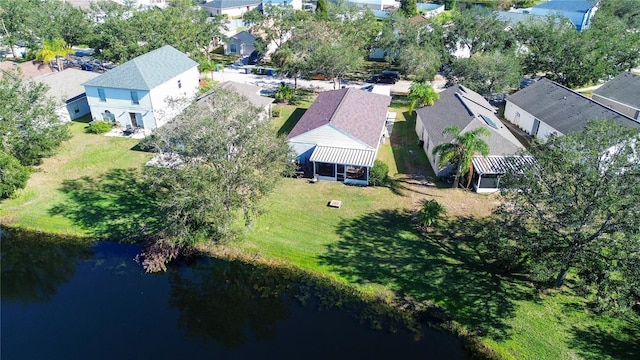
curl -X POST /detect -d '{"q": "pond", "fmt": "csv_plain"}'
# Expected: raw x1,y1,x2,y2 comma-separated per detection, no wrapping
1,229,469,360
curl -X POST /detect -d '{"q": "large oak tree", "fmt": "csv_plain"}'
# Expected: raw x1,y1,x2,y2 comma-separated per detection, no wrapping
499,120,640,312
140,88,293,252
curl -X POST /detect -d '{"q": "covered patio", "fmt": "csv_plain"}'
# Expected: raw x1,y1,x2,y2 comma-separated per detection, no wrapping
471,156,536,193
309,146,377,186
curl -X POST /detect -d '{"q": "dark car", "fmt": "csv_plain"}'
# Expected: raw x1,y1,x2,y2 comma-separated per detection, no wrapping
371,70,400,84
248,50,263,65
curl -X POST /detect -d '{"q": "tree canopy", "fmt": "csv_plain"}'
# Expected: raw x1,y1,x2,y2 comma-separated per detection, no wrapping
0,70,70,167
446,51,521,96
140,88,293,252
498,120,640,312
90,0,224,63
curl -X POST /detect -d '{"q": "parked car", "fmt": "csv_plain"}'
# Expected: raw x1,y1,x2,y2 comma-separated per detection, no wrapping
370,70,400,84
309,71,331,80
248,50,263,65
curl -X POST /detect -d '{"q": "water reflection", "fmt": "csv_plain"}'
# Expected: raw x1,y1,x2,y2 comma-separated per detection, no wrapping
0,228,92,304
1,232,469,359
169,260,291,348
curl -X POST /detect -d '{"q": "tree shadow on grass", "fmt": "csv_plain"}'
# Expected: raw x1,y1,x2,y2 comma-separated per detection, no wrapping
277,108,306,136
49,168,162,242
568,309,640,360
318,209,533,341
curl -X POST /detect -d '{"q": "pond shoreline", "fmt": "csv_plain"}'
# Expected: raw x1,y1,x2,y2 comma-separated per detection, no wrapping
0,225,499,359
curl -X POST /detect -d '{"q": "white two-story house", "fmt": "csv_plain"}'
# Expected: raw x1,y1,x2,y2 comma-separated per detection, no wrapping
83,45,199,130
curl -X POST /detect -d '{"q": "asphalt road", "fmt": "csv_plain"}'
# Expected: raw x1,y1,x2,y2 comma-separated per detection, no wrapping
206,65,447,95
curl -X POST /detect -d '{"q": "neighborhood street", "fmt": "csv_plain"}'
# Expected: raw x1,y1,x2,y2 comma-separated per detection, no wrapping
205,65,448,95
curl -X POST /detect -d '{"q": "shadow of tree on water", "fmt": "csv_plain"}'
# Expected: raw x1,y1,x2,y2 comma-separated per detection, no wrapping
318,209,534,341
48,168,162,242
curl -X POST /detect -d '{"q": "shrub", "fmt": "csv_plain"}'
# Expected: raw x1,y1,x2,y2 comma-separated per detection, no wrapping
0,150,30,199
87,120,113,134
271,108,281,118
369,160,389,186
417,199,446,229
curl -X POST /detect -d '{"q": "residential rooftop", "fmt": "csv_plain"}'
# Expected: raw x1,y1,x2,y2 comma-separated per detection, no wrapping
83,45,198,90
506,78,639,134
592,72,640,109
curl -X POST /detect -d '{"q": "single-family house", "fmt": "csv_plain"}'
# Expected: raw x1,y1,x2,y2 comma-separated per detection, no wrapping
262,0,303,10
347,0,398,11
83,45,199,131
201,0,261,17
287,87,392,186
415,85,526,192
34,68,100,123
199,81,273,120
528,0,598,31
225,31,257,56
417,3,444,17
592,72,640,122
504,78,639,142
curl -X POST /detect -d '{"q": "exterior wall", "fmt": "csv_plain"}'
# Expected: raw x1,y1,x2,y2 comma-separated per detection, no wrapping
86,86,155,128
149,66,199,129
85,66,198,130
504,101,562,142
415,115,450,177
263,0,303,10
504,101,535,135
224,38,256,56
536,121,561,142
592,94,640,121
65,97,92,121
204,5,259,17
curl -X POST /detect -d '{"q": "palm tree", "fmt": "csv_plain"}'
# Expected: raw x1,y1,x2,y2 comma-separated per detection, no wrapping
36,38,74,71
432,126,490,189
275,83,294,104
408,82,440,114
417,199,446,229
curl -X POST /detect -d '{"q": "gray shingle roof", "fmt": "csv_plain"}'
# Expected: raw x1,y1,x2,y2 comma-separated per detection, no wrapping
34,68,99,106
287,87,392,148
202,0,261,10
416,85,524,156
592,72,640,109
506,78,639,133
83,45,198,91
230,30,256,44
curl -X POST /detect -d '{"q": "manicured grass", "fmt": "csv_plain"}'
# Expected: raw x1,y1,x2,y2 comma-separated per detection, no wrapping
2,101,638,360
0,117,152,236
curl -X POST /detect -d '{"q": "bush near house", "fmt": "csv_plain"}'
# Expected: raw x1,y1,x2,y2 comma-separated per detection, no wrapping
369,160,389,186
87,120,113,134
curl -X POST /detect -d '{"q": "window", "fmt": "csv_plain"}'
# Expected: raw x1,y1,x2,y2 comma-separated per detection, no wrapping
102,110,115,121
177,80,182,89
230,44,238,53
130,91,139,105
98,88,106,102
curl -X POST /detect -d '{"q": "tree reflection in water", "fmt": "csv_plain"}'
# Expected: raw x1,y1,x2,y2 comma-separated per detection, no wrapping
169,259,291,348
0,228,92,304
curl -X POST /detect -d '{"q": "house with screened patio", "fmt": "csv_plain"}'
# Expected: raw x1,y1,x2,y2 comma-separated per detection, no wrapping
83,45,199,131
287,87,392,186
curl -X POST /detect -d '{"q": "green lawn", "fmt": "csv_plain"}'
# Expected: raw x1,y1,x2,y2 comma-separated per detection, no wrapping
2,103,638,360
0,117,152,236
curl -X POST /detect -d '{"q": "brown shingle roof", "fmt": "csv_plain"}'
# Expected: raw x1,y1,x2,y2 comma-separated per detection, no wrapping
287,88,391,148
0,61,55,80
